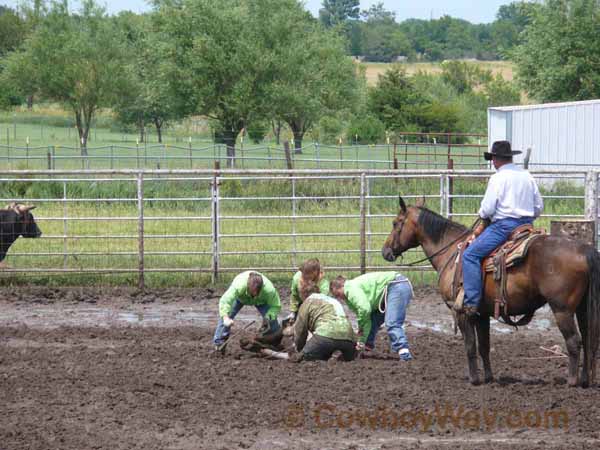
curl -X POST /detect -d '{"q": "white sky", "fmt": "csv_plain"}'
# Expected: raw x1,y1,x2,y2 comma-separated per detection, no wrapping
1,0,511,23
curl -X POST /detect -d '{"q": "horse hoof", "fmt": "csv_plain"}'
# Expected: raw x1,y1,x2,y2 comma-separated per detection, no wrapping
484,375,494,384
470,377,481,386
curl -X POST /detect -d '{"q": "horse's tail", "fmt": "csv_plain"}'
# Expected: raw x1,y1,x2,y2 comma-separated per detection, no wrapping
585,247,600,385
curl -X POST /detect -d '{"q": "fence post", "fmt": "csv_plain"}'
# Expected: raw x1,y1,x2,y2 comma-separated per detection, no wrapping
447,159,454,217
137,172,145,290
62,182,68,269
47,151,52,170
440,173,448,218
110,145,114,170
316,142,320,169
585,171,598,227
52,146,56,170
360,173,367,274
283,141,293,170
211,162,221,283
291,177,298,269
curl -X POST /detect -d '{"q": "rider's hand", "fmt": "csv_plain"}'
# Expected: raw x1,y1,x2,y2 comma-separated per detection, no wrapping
355,342,365,351
223,316,234,327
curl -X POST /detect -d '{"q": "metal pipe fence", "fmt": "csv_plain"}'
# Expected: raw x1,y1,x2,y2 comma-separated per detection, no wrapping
0,169,595,288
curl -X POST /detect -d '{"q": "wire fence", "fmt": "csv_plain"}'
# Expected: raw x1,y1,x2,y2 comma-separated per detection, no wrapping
0,168,595,288
0,140,491,171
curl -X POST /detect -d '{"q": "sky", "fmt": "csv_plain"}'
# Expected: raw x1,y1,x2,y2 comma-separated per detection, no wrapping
1,0,511,23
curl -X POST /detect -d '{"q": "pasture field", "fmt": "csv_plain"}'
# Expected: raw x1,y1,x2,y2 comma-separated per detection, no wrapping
0,175,585,288
0,285,597,450
361,60,516,86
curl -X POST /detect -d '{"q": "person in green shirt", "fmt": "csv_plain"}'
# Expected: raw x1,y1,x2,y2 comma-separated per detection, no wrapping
330,272,414,361
287,258,329,323
213,271,281,348
293,291,356,361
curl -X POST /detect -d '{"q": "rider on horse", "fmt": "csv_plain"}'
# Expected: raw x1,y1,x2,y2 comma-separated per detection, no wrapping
461,140,544,317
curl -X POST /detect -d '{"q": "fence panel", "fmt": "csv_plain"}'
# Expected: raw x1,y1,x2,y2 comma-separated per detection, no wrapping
0,168,592,287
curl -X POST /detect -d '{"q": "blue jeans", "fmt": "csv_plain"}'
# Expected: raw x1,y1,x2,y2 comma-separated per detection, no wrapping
212,300,279,345
365,275,413,352
463,217,534,309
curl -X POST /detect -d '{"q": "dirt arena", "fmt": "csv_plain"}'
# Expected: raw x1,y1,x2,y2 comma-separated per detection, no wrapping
1,285,599,450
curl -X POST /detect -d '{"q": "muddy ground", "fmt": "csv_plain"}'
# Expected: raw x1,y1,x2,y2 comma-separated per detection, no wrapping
1,286,599,450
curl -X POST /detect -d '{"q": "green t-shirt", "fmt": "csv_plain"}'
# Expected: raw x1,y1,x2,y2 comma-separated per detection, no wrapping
219,271,281,320
294,293,355,351
344,272,398,343
289,270,330,313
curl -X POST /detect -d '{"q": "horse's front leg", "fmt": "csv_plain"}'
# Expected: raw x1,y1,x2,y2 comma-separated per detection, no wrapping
475,315,493,383
458,314,480,385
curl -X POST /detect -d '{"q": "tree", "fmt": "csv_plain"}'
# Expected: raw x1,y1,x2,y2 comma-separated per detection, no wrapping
368,68,429,131
267,20,359,153
3,0,132,158
113,12,183,143
319,0,359,27
0,6,27,56
156,0,305,166
513,0,600,102
359,4,411,62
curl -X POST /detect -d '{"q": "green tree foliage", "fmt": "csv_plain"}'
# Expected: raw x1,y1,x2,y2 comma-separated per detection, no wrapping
319,0,359,27
360,3,412,62
0,6,27,56
267,19,359,153
113,12,183,143
492,1,540,56
156,0,313,165
367,68,430,131
440,60,492,94
2,0,132,155
513,0,600,102
346,114,385,144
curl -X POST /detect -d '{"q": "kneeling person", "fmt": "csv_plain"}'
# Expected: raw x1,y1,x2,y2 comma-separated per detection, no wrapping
294,293,356,361
213,271,281,349
330,272,413,361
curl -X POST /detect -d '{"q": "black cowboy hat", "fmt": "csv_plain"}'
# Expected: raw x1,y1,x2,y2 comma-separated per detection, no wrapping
484,140,522,161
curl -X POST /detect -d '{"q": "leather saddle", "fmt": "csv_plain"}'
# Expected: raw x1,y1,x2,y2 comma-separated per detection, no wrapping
452,223,545,325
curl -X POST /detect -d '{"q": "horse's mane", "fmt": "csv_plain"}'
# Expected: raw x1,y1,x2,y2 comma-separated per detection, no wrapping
417,207,467,244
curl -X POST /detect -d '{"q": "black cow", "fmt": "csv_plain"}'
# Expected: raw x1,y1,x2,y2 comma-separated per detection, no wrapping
0,203,42,267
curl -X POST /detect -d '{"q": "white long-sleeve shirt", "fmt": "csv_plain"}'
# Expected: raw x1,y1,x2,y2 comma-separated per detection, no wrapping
478,163,544,222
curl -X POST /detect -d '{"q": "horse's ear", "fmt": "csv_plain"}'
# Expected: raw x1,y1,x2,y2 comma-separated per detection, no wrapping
398,195,407,214
415,196,426,208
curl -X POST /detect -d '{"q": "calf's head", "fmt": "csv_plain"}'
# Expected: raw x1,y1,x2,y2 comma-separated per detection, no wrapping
5,203,42,238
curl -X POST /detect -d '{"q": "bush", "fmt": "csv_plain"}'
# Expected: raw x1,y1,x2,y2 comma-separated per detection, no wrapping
346,115,386,144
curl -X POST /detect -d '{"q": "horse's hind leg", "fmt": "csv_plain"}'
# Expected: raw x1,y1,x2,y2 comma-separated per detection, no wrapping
552,309,581,387
576,306,589,388
458,315,480,385
476,315,493,383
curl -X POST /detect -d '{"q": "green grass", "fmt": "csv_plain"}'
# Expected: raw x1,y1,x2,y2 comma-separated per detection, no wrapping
0,175,585,288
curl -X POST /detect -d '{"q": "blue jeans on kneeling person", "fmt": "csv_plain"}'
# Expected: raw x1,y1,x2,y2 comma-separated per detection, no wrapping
462,216,534,310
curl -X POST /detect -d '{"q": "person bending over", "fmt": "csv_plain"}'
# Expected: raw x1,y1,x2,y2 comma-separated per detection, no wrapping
330,272,413,361
213,271,281,350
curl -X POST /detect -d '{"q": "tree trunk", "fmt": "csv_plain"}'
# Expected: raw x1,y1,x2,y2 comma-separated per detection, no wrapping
272,119,282,145
138,116,145,143
154,118,163,143
222,128,238,168
289,120,308,154
27,95,34,110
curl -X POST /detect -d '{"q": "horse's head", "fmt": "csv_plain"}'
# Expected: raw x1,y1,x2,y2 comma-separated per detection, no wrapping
381,196,424,262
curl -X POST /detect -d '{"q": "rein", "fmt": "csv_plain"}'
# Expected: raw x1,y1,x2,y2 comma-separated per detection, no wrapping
401,219,480,267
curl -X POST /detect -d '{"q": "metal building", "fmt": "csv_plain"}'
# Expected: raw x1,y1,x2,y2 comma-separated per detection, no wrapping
488,99,600,169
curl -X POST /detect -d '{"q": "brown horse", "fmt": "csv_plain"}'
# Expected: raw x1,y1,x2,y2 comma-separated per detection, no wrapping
381,196,600,387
